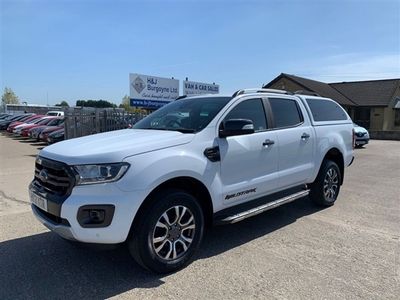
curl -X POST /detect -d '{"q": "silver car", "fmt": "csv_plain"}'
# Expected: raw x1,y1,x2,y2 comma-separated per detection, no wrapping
353,123,370,147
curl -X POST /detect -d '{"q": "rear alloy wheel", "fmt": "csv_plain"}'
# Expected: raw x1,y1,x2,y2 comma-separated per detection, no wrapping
323,167,339,202
310,160,342,206
128,189,204,273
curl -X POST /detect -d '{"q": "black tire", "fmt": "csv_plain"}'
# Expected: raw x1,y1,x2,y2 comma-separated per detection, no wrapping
128,189,204,274
310,160,341,206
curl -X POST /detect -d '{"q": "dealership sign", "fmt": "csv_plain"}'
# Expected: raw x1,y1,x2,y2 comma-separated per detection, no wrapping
183,80,219,96
130,73,179,109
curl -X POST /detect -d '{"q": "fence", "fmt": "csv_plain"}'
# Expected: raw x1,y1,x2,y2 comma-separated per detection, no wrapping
64,107,147,139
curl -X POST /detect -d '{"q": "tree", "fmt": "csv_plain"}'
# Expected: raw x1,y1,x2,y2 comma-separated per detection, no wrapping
1,87,20,105
120,95,132,111
75,99,116,108
55,100,69,107
119,95,146,113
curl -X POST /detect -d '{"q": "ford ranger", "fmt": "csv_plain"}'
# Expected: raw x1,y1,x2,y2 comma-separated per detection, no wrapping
29,89,354,273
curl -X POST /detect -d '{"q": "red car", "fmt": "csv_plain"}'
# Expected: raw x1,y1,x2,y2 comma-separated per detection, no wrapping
28,118,63,140
6,114,42,133
38,120,65,142
20,117,58,137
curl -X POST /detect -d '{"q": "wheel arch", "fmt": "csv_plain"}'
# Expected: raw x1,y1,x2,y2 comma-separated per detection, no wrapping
130,176,214,234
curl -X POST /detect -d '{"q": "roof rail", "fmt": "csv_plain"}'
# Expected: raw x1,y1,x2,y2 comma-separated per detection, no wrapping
232,88,293,98
175,95,188,101
294,90,320,97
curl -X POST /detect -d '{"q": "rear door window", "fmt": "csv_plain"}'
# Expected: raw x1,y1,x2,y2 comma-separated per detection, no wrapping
269,98,303,128
306,98,347,121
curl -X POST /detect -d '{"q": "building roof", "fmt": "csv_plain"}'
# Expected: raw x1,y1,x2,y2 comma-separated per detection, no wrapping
264,73,400,107
263,73,357,106
330,78,400,106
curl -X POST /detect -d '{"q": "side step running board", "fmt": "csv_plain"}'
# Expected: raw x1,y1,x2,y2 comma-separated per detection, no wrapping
220,190,310,224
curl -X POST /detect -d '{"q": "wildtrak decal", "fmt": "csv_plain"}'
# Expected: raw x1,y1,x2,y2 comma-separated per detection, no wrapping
225,188,257,200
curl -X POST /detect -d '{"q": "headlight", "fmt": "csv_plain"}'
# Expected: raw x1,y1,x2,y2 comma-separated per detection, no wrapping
73,163,130,185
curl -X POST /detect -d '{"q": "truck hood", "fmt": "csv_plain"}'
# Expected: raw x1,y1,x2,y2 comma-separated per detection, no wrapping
40,129,194,165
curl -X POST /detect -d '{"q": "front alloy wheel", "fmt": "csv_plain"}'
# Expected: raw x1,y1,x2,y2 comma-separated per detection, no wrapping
152,205,196,261
128,189,204,273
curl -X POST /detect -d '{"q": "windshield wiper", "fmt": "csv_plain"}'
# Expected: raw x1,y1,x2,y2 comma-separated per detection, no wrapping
171,128,195,133
139,127,195,133
138,127,168,131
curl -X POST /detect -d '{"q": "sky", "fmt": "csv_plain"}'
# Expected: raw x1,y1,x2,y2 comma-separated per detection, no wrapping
1,0,399,106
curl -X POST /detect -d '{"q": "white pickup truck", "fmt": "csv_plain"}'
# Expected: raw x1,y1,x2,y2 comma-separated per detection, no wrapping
30,89,354,273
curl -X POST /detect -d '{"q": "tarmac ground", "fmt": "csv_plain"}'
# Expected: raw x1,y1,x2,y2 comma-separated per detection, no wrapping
0,133,399,299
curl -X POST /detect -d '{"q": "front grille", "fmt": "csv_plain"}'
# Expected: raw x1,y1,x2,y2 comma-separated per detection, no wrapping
34,157,75,196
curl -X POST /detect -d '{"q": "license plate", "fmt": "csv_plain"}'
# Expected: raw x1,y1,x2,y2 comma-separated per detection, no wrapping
357,140,366,145
30,191,48,211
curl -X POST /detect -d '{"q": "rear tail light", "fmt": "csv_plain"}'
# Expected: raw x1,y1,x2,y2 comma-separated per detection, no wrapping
352,128,355,149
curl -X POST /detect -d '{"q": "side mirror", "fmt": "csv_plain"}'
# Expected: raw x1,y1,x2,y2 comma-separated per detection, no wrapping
219,119,255,138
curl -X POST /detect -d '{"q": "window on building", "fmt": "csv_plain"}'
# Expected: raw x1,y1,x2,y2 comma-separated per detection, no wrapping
395,109,400,127
224,98,267,132
354,107,371,129
269,98,303,128
306,98,348,121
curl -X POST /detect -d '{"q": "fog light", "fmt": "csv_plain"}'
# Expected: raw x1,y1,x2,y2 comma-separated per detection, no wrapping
77,205,115,228
89,210,105,223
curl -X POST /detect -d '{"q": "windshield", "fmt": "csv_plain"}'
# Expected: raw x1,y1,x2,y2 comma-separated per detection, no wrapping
32,118,46,124
133,96,231,133
36,118,53,125
18,115,33,122
27,117,41,124
47,118,63,126
7,115,24,121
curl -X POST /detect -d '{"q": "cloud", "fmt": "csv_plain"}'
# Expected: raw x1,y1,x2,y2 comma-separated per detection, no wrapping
292,53,400,82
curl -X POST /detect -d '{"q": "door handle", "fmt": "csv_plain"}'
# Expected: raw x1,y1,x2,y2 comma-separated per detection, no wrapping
263,139,275,146
301,133,310,139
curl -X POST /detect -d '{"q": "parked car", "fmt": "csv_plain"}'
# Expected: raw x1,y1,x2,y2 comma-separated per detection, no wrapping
13,116,52,135
16,117,57,136
46,128,65,144
29,126,48,140
29,120,62,140
39,120,64,142
0,113,11,119
30,89,354,273
46,111,64,117
7,114,43,133
0,114,32,130
353,123,370,147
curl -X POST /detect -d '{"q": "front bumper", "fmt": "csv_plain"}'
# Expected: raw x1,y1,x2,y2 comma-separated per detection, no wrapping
355,138,369,145
30,181,146,244
32,204,76,240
